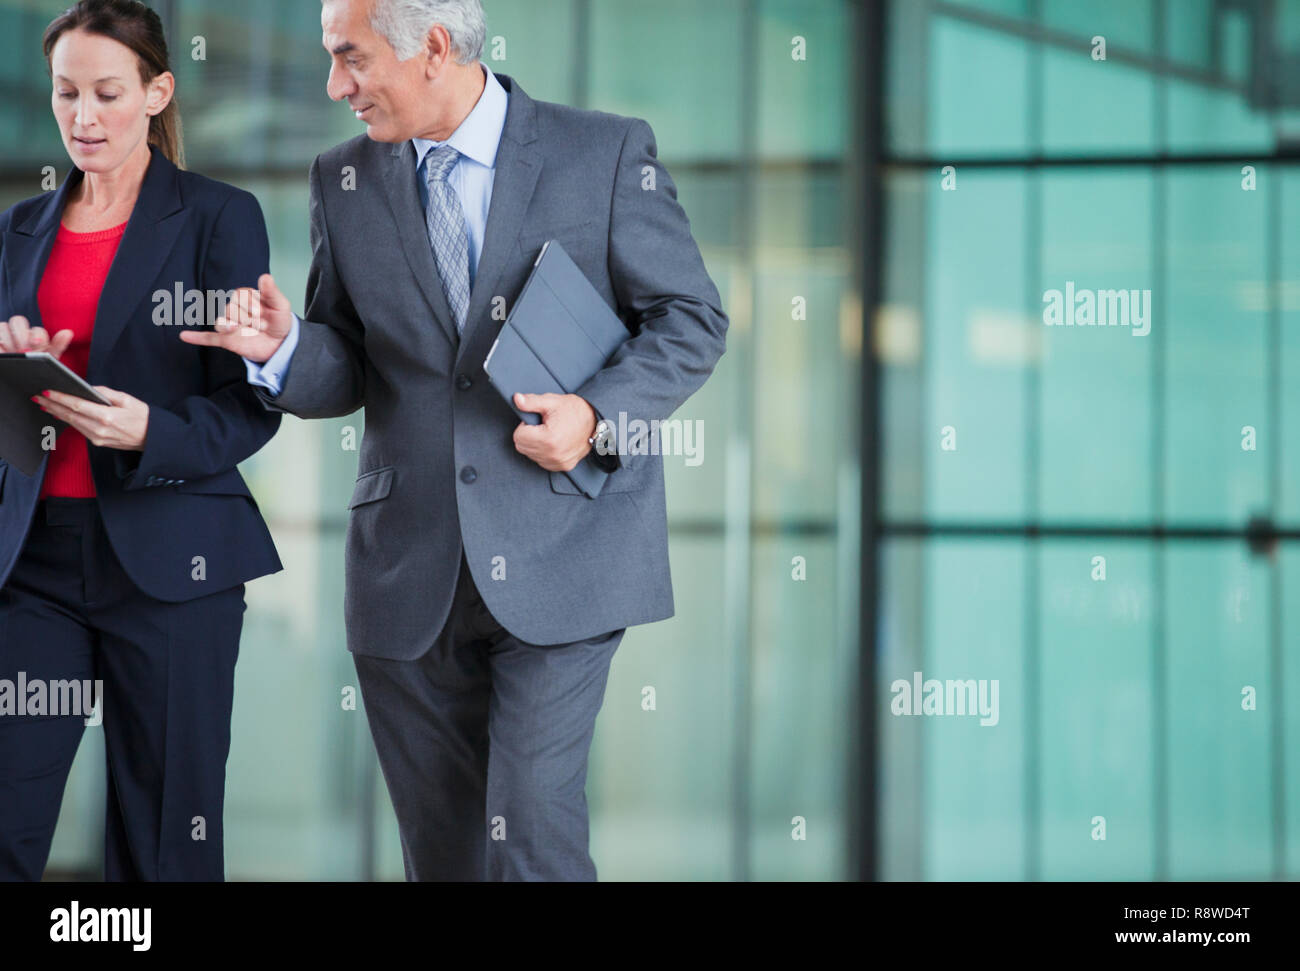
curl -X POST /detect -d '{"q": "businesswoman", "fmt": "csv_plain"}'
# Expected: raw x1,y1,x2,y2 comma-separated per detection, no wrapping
0,0,281,880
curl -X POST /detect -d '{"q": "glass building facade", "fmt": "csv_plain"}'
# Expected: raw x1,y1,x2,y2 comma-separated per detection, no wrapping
877,0,1300,881
0,0,1296,880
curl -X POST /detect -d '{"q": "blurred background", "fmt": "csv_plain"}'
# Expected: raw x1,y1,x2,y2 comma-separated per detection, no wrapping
0,0,1297,880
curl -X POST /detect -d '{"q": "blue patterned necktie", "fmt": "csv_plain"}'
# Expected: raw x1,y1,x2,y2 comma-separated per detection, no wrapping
423,144,471,335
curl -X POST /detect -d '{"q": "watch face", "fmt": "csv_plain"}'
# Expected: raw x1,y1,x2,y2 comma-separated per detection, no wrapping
594,420,615,453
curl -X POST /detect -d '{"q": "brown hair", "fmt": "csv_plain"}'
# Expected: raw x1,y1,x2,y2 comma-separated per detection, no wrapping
43,0,185,168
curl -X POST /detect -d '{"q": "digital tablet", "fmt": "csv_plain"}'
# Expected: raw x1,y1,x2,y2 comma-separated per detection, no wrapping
0,352,111,476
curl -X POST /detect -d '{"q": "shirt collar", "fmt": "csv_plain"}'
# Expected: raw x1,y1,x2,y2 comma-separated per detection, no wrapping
412,62,508,171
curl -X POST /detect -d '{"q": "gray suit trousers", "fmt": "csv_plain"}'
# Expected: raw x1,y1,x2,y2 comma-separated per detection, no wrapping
354,552,622,881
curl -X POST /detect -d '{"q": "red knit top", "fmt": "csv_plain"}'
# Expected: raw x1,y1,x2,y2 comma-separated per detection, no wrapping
37,221,128,500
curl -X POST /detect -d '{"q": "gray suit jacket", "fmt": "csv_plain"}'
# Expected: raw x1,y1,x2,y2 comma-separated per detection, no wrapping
258,71,728,660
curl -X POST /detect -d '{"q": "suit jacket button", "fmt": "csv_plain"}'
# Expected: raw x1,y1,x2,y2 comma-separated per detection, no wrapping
460,466,477,484
456,373,473,391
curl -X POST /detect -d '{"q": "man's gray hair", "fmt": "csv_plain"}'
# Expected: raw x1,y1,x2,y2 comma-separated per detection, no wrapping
331,0,486,63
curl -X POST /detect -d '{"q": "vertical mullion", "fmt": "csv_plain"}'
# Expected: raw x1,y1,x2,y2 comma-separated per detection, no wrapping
728,0,760,883
1268,166,1285,879
1023,0,1043,884
855,0,886,883
1152,0,1170,882
155,0,179,47
573,0,590,109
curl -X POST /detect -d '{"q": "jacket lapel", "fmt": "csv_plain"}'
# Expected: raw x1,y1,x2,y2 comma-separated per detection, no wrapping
457,72,540,359
381,140,461,351
2,171,80,331
88,147,188,380
378,71,542,358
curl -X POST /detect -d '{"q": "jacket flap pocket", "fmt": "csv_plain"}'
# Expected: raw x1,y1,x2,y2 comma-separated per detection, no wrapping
549,470,588,497
349,466,395,509
548,461,643,498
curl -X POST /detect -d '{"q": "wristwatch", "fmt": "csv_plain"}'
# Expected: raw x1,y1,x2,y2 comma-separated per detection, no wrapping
588,416,620,472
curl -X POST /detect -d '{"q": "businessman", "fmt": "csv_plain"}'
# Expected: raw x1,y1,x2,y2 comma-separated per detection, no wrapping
185,0,728,880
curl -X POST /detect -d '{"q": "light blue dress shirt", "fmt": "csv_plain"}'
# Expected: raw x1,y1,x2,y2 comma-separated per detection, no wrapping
245,61,509,396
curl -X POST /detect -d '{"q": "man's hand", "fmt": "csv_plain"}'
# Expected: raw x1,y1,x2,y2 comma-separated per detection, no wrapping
36,387,150,452
179,273,294,364
512,393,597,473
0,316,74,359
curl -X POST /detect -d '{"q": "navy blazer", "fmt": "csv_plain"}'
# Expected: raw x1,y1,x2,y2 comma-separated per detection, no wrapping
0,146,282,602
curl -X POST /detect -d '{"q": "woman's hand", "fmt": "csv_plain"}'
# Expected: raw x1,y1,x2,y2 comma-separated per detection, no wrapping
36,387,150,452
0,316,74,358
